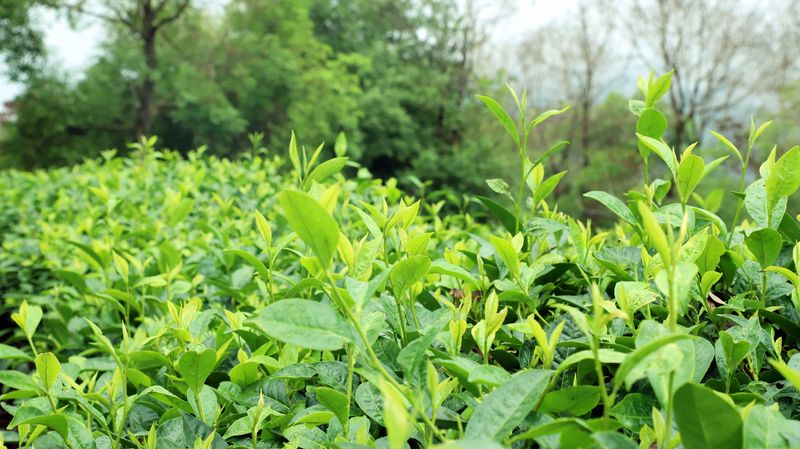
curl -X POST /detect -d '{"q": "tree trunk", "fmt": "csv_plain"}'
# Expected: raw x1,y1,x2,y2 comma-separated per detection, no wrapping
134,1,158,139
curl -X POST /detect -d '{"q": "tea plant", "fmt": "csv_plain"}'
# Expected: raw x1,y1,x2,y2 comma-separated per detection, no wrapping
2,73,800,449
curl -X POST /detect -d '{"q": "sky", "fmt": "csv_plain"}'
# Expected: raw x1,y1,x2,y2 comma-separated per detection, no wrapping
0,0,567,107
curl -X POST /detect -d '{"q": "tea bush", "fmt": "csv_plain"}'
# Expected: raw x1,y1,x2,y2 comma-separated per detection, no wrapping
2,73,800,449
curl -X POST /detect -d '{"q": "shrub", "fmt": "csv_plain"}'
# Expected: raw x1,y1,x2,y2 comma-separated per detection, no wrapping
2,72,800,449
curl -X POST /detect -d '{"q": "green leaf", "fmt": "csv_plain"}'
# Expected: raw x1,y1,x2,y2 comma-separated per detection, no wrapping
645,71,672,106
768,358,800,390
279,190,340,268
464,369,553,441
677,154,705,201
224,249,270,281
177,349,216,393
378,380,411,449
391,255,431,299
637,202,671,266
255,210,272,247
11,414,69,440
11,301,42,339
592,432,638,449
303,157,349,189
766,146,800,215
743,404,797,449
35,352,61,392
614,333,694,390
334,132,347,157
396,331,437,379
555,349,626,377
288,130,300,172
745,179,787,229
528,105,570,132
533,139,570,166
249,299,353,351
610,393,657,432
476,196,517,234
715,331,751,385
477,95,519,147
674,383,742,449
636,134,677,179
0,344,32,362
745,228,782,268
584,191,637,227
316,387,349,427
636,108,668,138
490,235,520,279
710,130,743,165
538,386,600,416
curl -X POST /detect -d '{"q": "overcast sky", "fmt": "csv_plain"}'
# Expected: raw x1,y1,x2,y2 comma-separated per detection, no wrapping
0,1,568,106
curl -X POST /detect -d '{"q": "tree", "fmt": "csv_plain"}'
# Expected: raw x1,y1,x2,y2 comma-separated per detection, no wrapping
58,0,193,138
0,0,46,80
517,0,619,169
621,0,786,149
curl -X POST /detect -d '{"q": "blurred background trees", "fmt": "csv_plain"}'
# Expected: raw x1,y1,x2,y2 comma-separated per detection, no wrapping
0,0,797,220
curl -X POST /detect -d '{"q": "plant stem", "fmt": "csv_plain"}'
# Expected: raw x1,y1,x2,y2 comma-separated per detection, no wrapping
662,372,675,449
344,344,356,434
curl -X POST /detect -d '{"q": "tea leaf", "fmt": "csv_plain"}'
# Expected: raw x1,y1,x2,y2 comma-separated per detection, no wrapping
674,383,742,449
315,386,349,427
745,228,782,268
766,146,800,215
464,369,553,441
35,352,61,392
279,190,340,268
391,255,431,299
177,349,216,394
614,333,694,390
477,95,519,147
584,191,637,227
637,134,677,179
249,299,353,351
303,157,349,189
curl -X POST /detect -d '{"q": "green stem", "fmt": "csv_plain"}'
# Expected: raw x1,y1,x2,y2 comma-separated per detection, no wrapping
395,300,408,345
592,335,612,419
662,372,675,449
344,345,356,434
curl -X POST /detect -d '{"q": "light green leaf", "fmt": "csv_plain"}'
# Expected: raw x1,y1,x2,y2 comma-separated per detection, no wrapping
279,190,340,268
710,130,743,165
379,380,411,449
677,154,705,201
637,134,677,179
224,249,270,281
490,235,520,280
766,146,800,215
35,352,61,392
477,95,519,147
528,105,570,132
177,349,216,393
303,157,349,189
391,255,431,299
